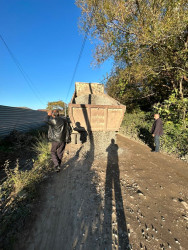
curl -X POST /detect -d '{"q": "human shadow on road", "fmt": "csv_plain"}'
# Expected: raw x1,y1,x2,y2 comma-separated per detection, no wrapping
103,139,129,249
74,122,88,144
138,127,154,150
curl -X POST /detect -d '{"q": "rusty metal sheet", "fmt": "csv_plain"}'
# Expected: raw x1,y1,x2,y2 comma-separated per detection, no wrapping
69,104,126,132
107,108,124,130
90,108,105,130
0,105,47,138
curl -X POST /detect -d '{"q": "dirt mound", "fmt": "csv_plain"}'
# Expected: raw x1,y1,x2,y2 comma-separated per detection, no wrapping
75,94,120,105
77,131,117,159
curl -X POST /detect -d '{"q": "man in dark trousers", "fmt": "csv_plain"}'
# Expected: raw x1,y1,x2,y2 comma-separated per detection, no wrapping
47,109,67,171
151,114,163,152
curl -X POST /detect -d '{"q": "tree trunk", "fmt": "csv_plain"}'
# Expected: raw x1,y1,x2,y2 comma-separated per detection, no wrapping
171,80,176,90
183,108,186,129
179,77,184,99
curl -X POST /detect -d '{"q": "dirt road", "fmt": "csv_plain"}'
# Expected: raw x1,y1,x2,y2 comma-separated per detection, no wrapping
15,134,188,250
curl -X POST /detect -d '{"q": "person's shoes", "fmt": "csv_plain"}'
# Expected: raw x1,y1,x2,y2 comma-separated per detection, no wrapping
54,165,61,172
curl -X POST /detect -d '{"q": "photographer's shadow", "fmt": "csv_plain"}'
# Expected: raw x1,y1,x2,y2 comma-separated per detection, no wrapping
103,139,129,249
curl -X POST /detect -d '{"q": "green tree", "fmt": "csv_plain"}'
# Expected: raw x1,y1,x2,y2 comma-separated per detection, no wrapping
76,0,188,105
46,100,67,115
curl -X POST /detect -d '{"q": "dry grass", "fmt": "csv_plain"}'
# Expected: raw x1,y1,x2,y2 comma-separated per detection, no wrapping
0,131,53,249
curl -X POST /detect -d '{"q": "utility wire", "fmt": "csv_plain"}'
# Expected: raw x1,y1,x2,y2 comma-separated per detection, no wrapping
0,34,45,105
65,31,88,102
65,5,97,102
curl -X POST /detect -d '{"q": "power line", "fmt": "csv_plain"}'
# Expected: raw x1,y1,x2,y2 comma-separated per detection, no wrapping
65,31,88,102
0,34,45,105
65,5,98,102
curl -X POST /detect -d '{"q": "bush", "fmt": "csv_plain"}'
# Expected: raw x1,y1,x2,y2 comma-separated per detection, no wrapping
120,110,188,159
120,110,153,141
33,133,51,165
161,122,188,157
153,92,188,157
0,131,52,249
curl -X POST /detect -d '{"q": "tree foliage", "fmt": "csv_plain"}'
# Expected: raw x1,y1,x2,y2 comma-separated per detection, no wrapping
154,90,188,127
46,100,66,114
76,0,188,110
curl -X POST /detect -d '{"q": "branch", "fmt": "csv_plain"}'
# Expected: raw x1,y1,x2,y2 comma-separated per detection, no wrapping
128,93,155,102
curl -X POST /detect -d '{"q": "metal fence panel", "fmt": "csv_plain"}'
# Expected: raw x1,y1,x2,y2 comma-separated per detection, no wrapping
0,105,47,138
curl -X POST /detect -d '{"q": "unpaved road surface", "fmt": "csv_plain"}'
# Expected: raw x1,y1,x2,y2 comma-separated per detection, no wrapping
15,134,188,250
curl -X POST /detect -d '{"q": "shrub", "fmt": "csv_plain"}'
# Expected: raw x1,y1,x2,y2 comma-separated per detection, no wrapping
161,122,188,157
120,110,153,140
120,110,188,159
33,133,51,165
153,91,188,128
153,92,188,157
0,131,52,249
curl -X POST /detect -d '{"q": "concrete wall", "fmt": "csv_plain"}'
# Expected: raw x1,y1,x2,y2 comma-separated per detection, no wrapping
0,105,47,138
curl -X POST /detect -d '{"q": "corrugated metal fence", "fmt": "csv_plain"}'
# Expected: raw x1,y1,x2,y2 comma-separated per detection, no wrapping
0,105,47,138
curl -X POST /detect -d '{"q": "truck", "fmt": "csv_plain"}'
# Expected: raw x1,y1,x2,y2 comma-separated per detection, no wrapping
68,82,126,132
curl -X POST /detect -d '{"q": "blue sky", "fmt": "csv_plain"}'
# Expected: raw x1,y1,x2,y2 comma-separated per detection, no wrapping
0,0,112,110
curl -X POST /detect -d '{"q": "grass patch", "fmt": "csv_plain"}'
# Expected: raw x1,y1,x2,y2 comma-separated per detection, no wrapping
0,131,52,249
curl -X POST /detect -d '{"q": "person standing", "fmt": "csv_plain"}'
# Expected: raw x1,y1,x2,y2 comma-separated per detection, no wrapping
47,110,67,171
151,114,163,152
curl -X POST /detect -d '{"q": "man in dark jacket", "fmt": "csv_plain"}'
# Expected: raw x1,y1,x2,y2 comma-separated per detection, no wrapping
47,110,67,171
151,114,163,152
